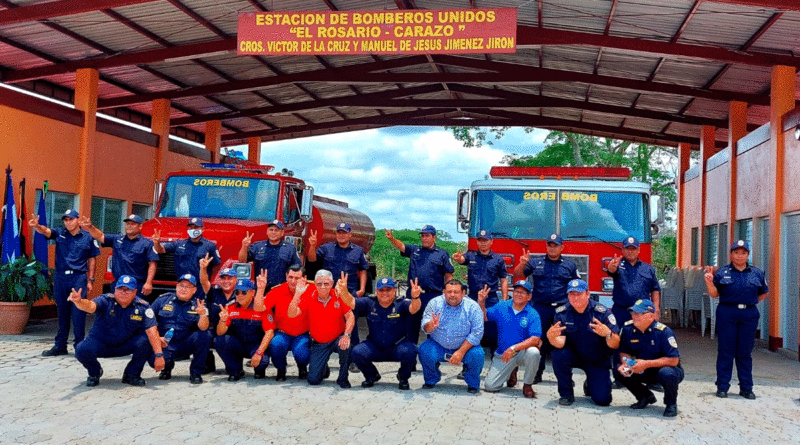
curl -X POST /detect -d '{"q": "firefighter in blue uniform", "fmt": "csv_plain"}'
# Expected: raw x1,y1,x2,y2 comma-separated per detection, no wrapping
351,277,422,390
513,233,580,384
29,209,101,356
152,217,220,299
148,274,211,384
238,219,301,291
605,235,661,388
72,275,165,387
385,225,454,344
201,266,238,373
703,240,769,400
81,214,159,297
548,279,620,406
617,298,682,417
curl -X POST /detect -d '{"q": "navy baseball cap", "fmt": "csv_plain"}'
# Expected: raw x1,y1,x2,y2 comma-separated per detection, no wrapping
419,225,437,235
268,219,285,229
730,239,750,252
376,277,396,290
336,222,352,232
235,279,255,291
62,209,79,220
512,280,532,293
567,279,588,293
178,274,197,286
115,275,138,289
622,236,640,248
629,298,656,313
123,214,143,224
219,268,236,278
187,217,203,227
477,230,493,240
546,233,563,245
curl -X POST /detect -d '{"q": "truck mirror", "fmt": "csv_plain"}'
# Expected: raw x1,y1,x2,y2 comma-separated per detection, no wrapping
456,189,470,233
300,186,314,221
153,180,164,209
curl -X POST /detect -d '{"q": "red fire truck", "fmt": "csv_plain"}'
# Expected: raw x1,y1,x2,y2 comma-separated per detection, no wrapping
104,162,376,296
456,166,654,303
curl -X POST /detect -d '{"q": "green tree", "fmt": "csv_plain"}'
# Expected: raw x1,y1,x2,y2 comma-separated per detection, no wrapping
371,229,467,284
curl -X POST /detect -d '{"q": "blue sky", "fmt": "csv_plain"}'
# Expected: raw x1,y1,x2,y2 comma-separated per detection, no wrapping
239,126,548,241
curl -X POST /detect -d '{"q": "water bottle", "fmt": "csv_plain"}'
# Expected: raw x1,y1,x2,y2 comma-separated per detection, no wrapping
164,328,174,344
622,357,636,375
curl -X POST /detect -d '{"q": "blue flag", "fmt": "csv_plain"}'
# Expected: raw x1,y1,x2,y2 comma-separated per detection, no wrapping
33,189,48,268
1,169,21,264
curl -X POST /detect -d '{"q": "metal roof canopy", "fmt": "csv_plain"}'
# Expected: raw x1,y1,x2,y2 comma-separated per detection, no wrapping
1,0,799,148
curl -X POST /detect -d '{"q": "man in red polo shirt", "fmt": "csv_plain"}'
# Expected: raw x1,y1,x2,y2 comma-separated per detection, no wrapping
288,269,355,388
254,264,313,381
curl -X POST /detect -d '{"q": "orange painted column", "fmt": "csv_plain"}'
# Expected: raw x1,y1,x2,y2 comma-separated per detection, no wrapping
205,120,221,163
247,137,262,163
151,99,171,182
728,101,747,245
767,65,796,351
676,142,692,269
74,68,99,217
699,126,717,267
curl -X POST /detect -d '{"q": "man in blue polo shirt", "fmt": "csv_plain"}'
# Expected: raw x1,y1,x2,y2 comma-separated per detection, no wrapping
479,280,541,398
152,217,220,299
29,209,101,356
238,219,301,291
81,214,158,297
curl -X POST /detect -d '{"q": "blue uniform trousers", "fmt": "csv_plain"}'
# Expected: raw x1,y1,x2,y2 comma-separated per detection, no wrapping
715,304,760,392
552,347,612,406
268,332,311,371
418,339,484,389
214,335,269,376
307,337,351,386
53,273,88,349
407,291,439,344
75,334,151,378
149,330,211,376
532,303,559,379
619,366,683,405
351,339,418,382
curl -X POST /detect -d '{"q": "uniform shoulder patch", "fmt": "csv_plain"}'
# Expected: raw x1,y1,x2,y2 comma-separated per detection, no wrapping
668,336,678,348
555,305,566,313
624,319,634,325
594,304,607,313
655,322,666,331
145,308,155,319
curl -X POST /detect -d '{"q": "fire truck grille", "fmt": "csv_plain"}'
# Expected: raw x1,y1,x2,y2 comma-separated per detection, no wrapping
562,254,589,284
155,252,176,282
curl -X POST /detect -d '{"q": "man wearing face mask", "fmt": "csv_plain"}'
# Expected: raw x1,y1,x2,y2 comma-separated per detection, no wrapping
152,217,220,299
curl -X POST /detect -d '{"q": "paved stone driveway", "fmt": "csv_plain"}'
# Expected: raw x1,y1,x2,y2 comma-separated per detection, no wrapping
1,321,798,444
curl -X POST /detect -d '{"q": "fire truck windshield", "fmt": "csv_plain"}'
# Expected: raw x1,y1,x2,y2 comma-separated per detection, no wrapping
157,175,279,221
470,189,649,243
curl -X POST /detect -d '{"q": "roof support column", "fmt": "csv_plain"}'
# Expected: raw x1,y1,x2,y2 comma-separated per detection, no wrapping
205,120,221,163
151,99,171,181
74,68,98,217
676,142,692,269
767,65,795,352
699,125,717,267
728,101,747,246
247,137,262,163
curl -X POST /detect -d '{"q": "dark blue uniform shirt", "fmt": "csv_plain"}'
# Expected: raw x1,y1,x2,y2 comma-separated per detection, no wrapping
47,227,100,272
316,242,369,294
713,264,768,306
88,294,156,346
248,240,301,288
619,320,680,361
206,286,235,328
103,234,159,282
463,250,507,304
553,299,619,365
402,244,454,292
151,293,204,343
162,237,220,280
524,256,580,305
608,259,661,308
354,298,413,349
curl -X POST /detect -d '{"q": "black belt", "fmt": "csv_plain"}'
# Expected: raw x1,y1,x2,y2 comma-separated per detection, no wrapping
719,303,756,309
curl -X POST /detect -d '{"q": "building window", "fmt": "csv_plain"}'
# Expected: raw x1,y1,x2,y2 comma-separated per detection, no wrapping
131,203,152,221
36,189,78,225
91,197,125,234
691,227,699,265
704,225,718,266
718,223,728,266
736,219,753,246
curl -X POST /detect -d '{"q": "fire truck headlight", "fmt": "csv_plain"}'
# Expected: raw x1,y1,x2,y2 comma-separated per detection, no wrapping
602,278,614,292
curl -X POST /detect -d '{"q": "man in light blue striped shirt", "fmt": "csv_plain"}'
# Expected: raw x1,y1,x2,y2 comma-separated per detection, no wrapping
419,279,485,393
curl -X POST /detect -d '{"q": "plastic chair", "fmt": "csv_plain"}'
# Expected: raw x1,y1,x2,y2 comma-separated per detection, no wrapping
701,293,720,338
683,267,706,328
661,267,685,327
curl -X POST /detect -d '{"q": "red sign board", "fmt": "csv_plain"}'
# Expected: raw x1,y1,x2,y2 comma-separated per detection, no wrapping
238,8,517,56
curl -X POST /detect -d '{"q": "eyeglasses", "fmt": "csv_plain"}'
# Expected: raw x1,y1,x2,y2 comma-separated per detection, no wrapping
176,284,196,289
235,290,250,295
314,282,333,287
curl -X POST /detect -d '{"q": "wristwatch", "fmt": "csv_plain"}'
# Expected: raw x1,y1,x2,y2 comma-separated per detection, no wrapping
605,333,613,340
155,352,164,358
